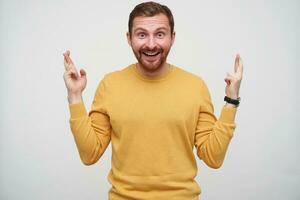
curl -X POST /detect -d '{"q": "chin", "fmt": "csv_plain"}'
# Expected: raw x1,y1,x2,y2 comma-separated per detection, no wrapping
140,60,163,72
140,54,166,68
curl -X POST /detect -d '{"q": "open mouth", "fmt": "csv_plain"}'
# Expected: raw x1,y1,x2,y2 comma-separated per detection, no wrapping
142,51,160,57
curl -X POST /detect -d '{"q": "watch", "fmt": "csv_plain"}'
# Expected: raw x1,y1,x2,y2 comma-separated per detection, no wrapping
224,96,241,107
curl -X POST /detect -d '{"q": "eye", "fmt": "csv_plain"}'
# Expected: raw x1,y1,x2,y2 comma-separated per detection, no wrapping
157,32,165,38
138,32,146,39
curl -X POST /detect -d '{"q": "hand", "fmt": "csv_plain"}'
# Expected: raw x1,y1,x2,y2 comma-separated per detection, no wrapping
224,54,243,99
63,50,87,103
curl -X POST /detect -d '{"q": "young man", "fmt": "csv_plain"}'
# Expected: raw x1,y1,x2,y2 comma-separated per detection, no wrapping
63,2,243,200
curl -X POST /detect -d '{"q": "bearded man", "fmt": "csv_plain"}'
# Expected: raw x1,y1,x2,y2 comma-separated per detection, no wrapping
63,2,243,200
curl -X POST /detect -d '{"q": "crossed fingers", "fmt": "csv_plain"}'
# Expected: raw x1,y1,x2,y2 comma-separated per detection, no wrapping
63,50,75,71
63,50,79,78
234,54,243,80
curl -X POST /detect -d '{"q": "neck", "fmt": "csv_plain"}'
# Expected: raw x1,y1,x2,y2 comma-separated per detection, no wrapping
136,62,170,78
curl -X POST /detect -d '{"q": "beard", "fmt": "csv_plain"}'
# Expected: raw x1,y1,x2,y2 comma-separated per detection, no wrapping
132,45,171,73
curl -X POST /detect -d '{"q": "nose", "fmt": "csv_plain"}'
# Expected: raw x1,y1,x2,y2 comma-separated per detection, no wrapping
146,35,156,49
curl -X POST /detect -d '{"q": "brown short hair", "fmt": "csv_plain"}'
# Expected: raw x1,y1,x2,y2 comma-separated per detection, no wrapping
128,1,174,35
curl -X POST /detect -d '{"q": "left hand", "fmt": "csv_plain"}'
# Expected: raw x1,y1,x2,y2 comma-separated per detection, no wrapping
224,54,243,99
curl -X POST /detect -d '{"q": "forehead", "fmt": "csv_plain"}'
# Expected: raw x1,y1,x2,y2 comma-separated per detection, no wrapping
132,14,170,31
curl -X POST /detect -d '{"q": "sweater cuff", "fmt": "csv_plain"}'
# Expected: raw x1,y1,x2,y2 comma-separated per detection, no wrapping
69,102,88,119
219,106,237,124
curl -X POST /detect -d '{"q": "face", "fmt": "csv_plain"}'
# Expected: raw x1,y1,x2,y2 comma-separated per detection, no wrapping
127,14,175,73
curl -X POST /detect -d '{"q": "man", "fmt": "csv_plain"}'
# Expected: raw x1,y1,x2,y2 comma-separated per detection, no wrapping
63,2,243,200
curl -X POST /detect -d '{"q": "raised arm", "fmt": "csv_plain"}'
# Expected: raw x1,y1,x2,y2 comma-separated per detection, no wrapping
63,50,111,165
194,54,243,168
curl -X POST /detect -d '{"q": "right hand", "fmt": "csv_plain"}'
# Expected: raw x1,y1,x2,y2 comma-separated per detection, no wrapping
63,50,87,103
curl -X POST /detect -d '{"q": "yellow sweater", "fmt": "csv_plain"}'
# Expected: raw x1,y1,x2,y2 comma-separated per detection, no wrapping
69,63,236,200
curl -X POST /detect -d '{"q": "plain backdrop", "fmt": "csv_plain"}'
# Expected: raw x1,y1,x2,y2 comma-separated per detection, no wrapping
0,0,299,199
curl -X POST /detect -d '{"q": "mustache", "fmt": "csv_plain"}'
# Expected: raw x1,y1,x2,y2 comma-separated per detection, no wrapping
140,47,163,53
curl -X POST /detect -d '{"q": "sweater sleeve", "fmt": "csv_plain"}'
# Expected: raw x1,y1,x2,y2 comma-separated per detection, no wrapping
69,78,112,165
194,80,236,169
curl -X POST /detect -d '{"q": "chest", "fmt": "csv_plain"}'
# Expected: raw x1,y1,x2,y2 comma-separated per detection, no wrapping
107,82,201,133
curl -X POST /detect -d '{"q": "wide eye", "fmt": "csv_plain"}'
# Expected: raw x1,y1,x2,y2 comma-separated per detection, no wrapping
157,32,165,38
138,32,146,39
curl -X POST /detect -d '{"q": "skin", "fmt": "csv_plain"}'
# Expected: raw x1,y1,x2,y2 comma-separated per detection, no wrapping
63,14,243,107
63,50,86,104
126,14,175,77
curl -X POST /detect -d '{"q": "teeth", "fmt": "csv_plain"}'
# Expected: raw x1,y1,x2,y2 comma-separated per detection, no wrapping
144,52,159,56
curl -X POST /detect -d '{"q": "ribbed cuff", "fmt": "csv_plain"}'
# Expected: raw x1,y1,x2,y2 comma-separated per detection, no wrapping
69,102,88,119
219,106,237,124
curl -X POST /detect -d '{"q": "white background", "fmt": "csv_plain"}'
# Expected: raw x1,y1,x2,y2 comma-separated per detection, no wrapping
0,0,299,199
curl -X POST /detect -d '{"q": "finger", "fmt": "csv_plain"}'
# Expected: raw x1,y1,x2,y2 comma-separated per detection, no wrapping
236,56,243,77
63,50,74,65
224,72,234,85
64,58,76,71
234,54,240,72
226,72,234,78
79,68,86,77
64,69,77,79
63,50,70,58
68,67,79,78
63,50,69,61
63,51,76,71
63,51,69,69
224,78,230,85
64,58,70,70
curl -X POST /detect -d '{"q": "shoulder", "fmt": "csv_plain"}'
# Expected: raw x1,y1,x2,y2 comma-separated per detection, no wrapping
172,64,208,88
95,64,134,92
173,65,213,104
100,64,133,83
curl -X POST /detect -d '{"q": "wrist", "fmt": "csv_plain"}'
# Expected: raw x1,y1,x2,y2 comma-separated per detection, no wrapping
225,103,238,108
224,96,240,107
68,92,82,104
226,94,239,99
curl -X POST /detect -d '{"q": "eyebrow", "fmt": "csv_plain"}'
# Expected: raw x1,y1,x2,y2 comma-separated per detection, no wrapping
133,28,147,33
156,27,169,32
133,27,169,33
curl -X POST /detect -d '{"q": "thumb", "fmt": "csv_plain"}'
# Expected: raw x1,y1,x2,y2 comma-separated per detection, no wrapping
224,72,233,85
79,68,86,77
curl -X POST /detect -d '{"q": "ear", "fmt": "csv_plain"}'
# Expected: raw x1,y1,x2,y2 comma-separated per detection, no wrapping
171,31,176,45
126,32,132,46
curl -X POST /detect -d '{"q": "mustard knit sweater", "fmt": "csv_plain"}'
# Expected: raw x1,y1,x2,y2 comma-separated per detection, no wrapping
69,63,236,200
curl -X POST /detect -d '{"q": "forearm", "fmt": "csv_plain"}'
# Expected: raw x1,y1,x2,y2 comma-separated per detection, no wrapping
69,102,111,165
196,107,236,168
224,103,238,108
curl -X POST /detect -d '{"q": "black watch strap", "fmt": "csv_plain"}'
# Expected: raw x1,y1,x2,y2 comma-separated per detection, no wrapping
224,96,240,106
